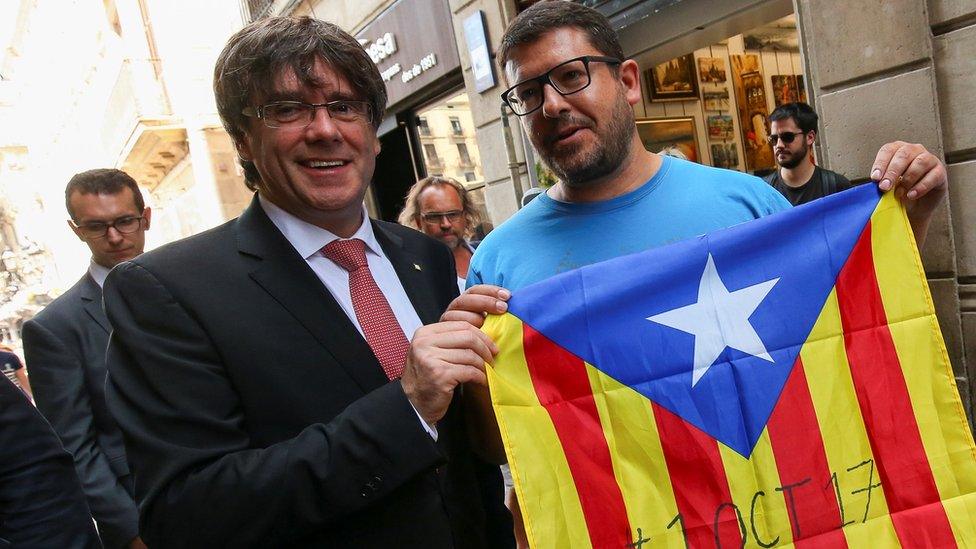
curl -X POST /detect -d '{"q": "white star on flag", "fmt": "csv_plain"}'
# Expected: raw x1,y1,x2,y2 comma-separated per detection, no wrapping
647,254,780,387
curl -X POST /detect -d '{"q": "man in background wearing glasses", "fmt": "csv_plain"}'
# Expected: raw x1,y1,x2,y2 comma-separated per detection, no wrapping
100,15,510,548
764,102,852,206
399,176,482,291
23,168,149,549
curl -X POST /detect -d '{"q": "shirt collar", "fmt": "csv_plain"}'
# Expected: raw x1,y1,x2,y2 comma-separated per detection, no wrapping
258,195,382,260
88,259,111,288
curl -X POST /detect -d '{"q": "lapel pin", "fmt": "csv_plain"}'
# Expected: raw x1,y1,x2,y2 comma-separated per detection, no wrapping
413,263,422,271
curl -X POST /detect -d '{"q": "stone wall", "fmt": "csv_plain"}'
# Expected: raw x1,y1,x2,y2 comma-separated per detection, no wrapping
797,0,974,424
447,0,528,224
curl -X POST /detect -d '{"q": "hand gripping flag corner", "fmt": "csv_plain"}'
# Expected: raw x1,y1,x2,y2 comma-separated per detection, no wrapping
483,185,976,549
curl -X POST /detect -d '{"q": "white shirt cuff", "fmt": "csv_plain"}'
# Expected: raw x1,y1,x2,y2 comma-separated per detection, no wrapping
410,402,438,441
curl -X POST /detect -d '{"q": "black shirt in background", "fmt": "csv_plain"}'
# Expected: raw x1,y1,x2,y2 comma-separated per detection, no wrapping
764,165,852,206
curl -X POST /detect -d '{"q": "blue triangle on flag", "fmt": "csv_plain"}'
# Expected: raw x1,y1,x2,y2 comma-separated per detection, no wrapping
507,184,883,456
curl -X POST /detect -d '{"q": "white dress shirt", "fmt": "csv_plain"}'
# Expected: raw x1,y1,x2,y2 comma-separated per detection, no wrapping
88,259,111,288
259,196,436,438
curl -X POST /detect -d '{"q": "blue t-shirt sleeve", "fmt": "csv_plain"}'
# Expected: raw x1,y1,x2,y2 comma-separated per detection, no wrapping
764,186,793,214
465,267,483,289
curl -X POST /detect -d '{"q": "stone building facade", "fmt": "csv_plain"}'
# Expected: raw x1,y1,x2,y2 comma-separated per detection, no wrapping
0,0,252,348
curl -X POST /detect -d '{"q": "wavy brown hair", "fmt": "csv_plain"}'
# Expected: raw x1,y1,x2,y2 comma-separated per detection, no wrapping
398,177,481,239
214,16,387,190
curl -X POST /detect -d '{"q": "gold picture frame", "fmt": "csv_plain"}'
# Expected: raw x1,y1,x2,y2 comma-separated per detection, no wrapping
636,117,699,163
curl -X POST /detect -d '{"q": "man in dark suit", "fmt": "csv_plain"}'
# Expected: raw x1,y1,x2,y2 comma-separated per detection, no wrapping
0,375,102,547
103,16,511,547
22,169,149,549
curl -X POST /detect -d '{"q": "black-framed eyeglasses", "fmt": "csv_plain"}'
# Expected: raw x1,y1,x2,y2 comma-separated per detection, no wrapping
242,100,373,129
501,55,622,116
72,216,146,239
420,210,463,225
767,131,807,145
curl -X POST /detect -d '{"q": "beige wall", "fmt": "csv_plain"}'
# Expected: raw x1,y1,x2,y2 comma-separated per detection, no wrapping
797,0,973,423
448,0,529,223
293,0,397,33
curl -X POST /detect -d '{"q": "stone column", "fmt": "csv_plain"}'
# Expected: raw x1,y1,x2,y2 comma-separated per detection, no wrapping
448,0,526,225
931,0,976,429
796,0,973,423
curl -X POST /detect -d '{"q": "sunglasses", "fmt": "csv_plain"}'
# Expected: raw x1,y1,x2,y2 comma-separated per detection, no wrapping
767,131,807,145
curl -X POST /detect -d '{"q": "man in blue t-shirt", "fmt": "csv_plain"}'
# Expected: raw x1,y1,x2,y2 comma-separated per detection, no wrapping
460,3,951,543
469,3,947,294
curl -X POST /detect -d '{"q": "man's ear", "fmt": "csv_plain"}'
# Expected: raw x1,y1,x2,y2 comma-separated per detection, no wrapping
806,131,817,147
618,59,642,107
235,135,253,162
142,207,152,230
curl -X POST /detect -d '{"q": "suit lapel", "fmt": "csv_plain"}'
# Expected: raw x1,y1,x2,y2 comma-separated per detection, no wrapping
373,220,442,326
236,197,388,392
79,274,111,334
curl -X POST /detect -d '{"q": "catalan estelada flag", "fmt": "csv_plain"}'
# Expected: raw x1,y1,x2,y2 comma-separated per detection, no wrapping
483,185,976,548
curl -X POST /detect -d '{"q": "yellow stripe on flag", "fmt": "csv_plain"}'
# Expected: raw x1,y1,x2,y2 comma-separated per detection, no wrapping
483,313,591,549
869,193,976,541
717,431,794,546
584,365,686,547
800,288,901,545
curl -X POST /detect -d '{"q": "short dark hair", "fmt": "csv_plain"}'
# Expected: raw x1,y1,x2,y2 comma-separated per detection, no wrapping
213,16,387,190
498,1,624,75
398,176,481,238
769,102,819,135
65,169,145,222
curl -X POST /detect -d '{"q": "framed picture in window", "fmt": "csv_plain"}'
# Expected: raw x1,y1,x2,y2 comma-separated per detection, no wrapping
645,54,700,102
636,117,699,163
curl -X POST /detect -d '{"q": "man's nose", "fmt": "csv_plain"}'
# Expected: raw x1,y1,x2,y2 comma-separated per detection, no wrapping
304,107,342,141
105,226,125,244
540,83,571,119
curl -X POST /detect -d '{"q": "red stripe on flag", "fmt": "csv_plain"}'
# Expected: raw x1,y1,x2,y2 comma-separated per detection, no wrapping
653,402,743,548
766,358,847,547
521,323,632,547
835,222,955,547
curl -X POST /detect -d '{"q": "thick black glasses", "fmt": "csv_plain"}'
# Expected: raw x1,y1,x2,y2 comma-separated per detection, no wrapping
501,56,622,116
242,100,373,129
72,216,146,239
767,131,806,145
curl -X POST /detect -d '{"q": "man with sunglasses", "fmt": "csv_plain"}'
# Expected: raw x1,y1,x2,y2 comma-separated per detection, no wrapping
399,176,482,291
764,102,852,206
23,168,149,549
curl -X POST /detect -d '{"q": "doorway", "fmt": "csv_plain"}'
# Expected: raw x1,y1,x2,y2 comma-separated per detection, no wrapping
371,118,420,222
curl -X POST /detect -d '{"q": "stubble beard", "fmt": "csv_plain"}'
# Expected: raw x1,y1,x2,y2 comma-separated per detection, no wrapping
776,141,809,170
435,228,463,249
536,95,634,189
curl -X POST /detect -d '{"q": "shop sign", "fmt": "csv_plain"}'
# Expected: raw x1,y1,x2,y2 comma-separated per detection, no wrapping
361,32,397,64
356,0,461,109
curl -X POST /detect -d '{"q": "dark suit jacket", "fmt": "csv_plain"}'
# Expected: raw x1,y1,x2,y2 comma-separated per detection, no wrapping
103,197,506,547
0,375,102,548
22,273,139,548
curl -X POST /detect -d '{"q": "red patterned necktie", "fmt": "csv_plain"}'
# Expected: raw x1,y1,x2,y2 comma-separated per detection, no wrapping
322,238,409,380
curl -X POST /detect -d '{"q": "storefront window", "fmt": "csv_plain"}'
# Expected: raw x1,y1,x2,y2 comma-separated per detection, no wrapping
633,15,803,176
415,92,489,224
